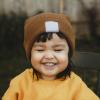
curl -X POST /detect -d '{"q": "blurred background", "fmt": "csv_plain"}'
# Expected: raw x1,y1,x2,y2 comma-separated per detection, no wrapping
0,0,100,98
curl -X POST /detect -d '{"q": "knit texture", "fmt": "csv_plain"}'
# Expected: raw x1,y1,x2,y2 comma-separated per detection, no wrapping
24,12,75,60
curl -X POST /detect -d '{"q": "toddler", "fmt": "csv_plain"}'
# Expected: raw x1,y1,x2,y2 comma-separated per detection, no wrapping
2,12,99,100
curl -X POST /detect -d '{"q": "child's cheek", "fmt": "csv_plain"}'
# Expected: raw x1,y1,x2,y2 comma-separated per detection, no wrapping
31,51,43,59
56,51,69,62
56,51,68,57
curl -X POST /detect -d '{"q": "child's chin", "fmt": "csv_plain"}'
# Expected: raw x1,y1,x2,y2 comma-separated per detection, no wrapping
42,70,58,76
42,65,57,71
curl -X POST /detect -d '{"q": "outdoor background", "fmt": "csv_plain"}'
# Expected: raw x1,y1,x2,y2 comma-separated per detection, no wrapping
0,0,100,98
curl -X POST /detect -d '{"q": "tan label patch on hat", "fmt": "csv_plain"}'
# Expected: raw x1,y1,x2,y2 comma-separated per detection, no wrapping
45,21,59,32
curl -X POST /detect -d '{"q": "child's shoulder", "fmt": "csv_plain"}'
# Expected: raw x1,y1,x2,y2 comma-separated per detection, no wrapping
69,72,99,99
10,68,33,85
69,72,95,94
70,71,82,80
69,71,85,85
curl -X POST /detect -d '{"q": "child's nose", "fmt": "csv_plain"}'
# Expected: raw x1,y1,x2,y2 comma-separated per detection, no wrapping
44,50,54,59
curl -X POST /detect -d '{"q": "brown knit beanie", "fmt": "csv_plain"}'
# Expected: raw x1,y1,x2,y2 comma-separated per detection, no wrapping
24,12,75,60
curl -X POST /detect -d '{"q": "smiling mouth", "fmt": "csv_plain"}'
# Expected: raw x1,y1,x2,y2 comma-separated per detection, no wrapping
42,62,57,70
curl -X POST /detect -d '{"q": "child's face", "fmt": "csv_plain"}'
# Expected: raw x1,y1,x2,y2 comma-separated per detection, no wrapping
31,33,69,80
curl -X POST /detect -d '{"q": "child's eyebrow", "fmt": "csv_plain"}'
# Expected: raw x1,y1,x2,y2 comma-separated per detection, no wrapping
53,44,66,48
33,44,44,47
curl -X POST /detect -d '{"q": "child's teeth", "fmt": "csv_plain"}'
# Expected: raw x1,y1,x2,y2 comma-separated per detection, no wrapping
44,63,55,66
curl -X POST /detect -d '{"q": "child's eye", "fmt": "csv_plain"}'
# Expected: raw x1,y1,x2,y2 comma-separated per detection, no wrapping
34,47,45,52
36,49,44,52
54,49,63,52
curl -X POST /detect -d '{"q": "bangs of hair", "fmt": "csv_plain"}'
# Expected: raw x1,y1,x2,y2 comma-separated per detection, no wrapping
34,32,67,42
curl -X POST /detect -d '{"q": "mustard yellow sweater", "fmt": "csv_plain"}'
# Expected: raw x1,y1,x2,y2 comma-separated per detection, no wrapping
2,68,99,100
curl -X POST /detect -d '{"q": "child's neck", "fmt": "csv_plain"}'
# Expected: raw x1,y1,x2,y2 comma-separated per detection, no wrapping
41,75,56,80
